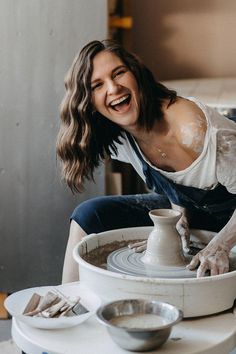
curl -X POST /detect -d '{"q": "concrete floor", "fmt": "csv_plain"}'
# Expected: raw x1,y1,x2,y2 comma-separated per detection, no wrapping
0,320,21,354
0,319,12,341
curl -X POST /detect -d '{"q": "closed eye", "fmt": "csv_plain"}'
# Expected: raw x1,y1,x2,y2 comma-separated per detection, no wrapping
91,82,103,91
113,69,127,78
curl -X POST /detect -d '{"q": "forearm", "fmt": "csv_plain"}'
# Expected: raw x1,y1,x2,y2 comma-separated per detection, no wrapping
209,209,236,251
188,209,236,277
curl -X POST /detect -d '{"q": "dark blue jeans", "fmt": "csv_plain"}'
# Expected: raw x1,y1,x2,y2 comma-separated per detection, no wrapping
71,193,229,234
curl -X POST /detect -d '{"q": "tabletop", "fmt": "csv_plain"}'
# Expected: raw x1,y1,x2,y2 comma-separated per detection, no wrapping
11,283,236,354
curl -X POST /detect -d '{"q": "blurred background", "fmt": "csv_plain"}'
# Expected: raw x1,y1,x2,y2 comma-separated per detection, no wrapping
1,0,236,297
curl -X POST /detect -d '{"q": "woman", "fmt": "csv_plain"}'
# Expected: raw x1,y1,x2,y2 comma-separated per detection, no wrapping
57,39,236,283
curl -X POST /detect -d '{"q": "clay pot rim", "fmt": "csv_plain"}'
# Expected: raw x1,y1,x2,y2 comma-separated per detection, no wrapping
149,209,182,219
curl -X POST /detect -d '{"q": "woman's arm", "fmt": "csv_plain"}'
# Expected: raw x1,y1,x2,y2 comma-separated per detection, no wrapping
187,209,236,277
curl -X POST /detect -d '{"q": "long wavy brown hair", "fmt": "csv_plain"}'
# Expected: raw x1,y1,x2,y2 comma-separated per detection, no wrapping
56,39,177,192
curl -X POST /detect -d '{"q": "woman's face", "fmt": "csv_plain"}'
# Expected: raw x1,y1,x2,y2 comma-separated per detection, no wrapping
90,51,140,130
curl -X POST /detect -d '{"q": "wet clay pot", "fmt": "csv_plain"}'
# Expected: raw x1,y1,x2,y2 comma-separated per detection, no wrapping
142,209,186,267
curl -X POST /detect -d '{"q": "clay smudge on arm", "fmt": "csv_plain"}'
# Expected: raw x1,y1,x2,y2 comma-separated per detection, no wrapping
179,116,206,154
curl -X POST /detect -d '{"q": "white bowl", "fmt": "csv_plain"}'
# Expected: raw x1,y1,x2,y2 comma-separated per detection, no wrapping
4,283,101,329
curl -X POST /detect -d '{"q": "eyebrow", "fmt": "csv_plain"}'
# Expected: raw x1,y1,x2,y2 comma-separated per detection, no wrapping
91,65,127,84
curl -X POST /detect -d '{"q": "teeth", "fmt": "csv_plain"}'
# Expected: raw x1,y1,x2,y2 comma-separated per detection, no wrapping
110,95,129,106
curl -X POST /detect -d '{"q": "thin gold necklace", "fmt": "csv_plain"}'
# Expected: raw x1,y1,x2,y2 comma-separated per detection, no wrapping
136,136,167,159
156,148,167,158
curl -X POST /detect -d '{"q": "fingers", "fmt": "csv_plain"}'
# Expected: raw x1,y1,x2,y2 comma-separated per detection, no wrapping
133,244,147,252
187,252,211,277
186,254,200,270
218,261,229,274
181,235,190,253
197,262,209,278
209,263,219,276
187,250,230,277
176,216,190,253
186,252,210,277
197,260,229,277
128,240,147,248
187,257,212,278
128,240,147,253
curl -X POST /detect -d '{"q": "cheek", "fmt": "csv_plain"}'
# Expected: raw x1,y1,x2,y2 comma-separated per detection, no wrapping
92,96,107,114
92,95,100,110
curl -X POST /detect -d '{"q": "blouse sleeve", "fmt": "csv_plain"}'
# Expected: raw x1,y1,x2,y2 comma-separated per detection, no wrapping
216,129,236,194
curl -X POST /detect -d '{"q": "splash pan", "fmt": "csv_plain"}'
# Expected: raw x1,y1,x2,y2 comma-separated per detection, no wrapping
74,226,236,318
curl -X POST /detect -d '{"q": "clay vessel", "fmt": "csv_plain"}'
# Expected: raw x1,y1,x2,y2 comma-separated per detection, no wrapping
142,209,186,267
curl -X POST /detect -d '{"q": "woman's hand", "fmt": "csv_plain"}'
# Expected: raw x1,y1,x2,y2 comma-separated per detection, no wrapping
171,203,190,253
176,212,190,253
187,210,236,277
187,239,230,277
128,239,147,253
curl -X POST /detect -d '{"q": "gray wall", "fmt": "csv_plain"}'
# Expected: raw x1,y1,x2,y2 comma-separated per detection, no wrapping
0,0,107,292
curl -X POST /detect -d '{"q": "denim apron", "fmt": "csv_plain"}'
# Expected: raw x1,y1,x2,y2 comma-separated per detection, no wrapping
126,133,236,231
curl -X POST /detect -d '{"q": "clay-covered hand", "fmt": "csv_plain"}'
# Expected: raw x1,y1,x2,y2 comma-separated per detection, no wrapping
171,203,190,253
176,212,190,253
187,238,230,277
187,210,236,277
128,239,147,253
128,204,190,253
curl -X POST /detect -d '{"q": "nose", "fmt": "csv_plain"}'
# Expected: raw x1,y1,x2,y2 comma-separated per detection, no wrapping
107,79,120,95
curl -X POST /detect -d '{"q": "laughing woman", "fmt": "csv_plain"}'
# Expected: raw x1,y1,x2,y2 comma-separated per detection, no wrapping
57,40,236,283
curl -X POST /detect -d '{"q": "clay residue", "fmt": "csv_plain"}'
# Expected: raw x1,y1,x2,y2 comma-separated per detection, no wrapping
82,239,144,267
82,240,236,273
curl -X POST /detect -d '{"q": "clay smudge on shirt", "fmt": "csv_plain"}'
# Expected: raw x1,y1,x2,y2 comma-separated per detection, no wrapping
217,132,236,156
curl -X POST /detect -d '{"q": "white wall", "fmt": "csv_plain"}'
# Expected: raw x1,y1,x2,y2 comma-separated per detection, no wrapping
0,0,107,291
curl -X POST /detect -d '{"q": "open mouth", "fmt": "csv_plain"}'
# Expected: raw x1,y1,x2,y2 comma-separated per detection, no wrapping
109,94,131,112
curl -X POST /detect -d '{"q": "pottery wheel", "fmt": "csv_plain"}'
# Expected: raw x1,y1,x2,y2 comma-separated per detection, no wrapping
107,247,196,278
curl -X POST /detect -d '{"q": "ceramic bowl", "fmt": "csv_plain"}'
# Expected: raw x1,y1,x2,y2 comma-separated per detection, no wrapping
96,299,183,351
4,283,101,329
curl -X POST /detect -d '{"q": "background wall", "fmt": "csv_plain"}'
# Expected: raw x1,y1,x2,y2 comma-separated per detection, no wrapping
132,0,236,80
0,0,107,292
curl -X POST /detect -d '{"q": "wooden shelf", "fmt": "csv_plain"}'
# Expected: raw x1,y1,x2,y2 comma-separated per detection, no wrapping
0,293,8,319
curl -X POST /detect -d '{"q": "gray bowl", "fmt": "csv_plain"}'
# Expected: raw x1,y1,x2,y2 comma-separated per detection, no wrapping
96,299,183,352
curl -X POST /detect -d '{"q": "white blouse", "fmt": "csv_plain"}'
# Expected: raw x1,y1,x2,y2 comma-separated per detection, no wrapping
111,97,236,194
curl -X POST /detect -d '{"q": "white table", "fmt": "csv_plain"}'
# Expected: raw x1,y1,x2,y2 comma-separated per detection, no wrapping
11,282,236,354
